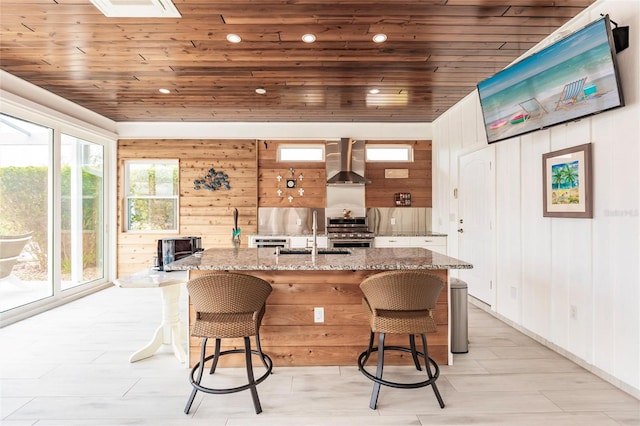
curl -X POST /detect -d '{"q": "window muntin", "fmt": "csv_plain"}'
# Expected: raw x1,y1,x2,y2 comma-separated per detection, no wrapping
365,145,413,162
125,160,178,231
277,145,325,162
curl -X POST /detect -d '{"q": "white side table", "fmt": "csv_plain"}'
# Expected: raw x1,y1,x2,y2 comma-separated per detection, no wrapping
114,268,189,363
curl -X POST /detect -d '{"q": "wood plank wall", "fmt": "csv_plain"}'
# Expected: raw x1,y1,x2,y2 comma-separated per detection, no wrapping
188,269,449,367
365,140,432,207
258,140,327,208
257,139,431,208
116,139,258,277
116,138,431,276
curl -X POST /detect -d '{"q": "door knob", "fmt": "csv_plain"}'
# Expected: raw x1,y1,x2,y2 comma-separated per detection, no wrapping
457,228,464,233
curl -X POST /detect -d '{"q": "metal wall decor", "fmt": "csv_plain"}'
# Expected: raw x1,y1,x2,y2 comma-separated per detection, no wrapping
275,168,305,202
194,167,230,191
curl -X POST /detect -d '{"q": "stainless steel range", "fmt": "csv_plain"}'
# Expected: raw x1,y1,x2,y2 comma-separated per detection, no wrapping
326,216,374,248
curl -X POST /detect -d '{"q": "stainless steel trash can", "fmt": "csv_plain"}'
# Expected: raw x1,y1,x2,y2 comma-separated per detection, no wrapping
450,278,468,353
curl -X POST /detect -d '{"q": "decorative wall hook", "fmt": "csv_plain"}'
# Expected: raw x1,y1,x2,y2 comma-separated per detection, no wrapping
287,195,294,203
277,188,283,197
289,167,295,176
276,174,282,182
298,188,305,196
298,173,304,181
194,167,230,191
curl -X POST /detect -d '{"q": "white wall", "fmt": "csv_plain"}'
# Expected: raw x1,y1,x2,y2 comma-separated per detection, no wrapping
433,0,639,397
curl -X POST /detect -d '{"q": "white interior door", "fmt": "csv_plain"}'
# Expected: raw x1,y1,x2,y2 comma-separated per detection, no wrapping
458,145,496,306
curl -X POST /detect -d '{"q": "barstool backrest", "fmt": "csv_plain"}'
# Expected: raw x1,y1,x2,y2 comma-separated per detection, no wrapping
360,270,444,311
187,273,272,315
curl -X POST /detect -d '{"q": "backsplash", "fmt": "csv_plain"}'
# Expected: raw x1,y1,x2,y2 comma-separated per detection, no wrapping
257,207,431,236
366,207,432,235
258,208,326,235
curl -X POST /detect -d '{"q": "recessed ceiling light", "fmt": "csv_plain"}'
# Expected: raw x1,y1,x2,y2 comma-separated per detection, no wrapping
226,34,242,43
372,33,387,43
368,88,380,94
159,88,171,94
255,88,267,94
301,33,317,43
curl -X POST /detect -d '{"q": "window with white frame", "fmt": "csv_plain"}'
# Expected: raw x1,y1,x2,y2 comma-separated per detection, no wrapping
365,145,413,162
0,111,110,318
125,160,178,231
277,144,325,162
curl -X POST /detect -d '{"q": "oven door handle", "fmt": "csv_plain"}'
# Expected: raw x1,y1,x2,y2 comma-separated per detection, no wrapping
329,239,373,248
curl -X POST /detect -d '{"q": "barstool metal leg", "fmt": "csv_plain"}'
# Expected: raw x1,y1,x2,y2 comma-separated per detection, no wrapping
244,336,262,414
361,331,375,367
209,338,222,374
254,333,270,371
185,337,208,414
421,333,445,408
409,334,422,371
369,332,386,409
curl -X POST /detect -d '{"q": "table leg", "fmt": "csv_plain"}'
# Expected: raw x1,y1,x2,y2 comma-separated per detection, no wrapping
129,284,186,363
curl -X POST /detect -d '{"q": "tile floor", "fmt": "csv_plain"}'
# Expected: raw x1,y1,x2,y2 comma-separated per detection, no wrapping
0,284,638,426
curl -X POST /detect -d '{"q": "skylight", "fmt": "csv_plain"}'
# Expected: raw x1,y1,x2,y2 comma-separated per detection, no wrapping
90,0,181,18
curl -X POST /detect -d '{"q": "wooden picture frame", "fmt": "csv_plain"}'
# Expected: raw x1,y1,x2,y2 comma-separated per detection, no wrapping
542,143,593,218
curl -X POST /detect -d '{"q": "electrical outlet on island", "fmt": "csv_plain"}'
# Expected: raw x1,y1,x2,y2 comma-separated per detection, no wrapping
314,307,324,323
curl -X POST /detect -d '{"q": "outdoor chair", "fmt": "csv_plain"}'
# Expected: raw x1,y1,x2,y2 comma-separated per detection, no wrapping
0,232,33,280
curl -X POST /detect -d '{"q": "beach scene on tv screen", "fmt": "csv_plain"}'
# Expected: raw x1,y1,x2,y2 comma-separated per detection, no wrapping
479,18,623,143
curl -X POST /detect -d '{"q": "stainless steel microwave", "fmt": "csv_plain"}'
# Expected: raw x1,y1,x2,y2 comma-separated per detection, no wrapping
156,236,202,270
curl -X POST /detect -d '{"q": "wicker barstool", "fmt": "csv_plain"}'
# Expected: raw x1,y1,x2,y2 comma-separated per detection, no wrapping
184,273,273,415
357,270,445,410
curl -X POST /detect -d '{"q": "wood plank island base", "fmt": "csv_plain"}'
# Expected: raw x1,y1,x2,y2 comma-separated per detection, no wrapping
166,247,472,368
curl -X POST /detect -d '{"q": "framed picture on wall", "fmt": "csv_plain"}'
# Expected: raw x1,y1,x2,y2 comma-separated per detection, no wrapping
542,143,593,218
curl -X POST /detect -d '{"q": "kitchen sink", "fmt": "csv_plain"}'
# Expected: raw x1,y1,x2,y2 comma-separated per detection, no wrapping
276,248,351,255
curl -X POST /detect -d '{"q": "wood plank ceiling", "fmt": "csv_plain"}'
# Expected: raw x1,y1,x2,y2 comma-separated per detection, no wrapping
0,0,595,123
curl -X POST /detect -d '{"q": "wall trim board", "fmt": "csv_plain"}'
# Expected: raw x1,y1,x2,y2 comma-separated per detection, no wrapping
117,122,432,140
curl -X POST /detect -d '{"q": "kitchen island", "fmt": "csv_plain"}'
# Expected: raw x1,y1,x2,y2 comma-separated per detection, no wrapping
167,247,472,367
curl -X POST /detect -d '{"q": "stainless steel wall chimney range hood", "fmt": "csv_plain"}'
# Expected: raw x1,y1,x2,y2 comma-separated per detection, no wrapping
326,138,371,185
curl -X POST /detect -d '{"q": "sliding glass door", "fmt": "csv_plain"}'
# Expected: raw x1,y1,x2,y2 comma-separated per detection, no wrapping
60,134,104,290
0,113,107,314
0,115,52,311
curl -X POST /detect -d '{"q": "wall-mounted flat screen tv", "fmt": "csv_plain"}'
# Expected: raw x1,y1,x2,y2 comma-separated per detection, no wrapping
477,15,625,144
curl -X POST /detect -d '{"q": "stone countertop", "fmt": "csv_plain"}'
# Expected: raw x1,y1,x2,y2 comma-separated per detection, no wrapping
378,233,448,237
248,232,447,237
165,247,472,271
249,233,323,237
